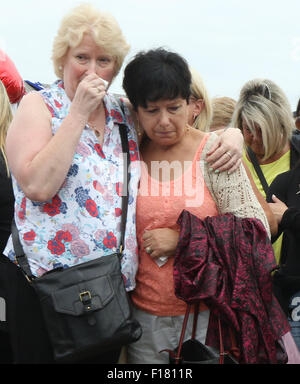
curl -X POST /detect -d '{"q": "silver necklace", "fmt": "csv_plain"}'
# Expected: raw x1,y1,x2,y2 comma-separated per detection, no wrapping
88,123,102,138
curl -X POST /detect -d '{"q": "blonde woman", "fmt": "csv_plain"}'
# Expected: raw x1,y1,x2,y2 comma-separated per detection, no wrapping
187,68,243,172
210,96,236,131
231,78,300,264
3,3,139,364
188,67,212,132
0,79,14,363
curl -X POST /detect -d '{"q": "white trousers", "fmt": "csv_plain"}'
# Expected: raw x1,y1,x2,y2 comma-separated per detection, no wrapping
127,305,210,364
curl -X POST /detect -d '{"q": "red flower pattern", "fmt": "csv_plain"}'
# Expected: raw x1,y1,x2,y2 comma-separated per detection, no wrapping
111,109,123,123
85,199,98,217
94,144,105,158
54,99,62,108
47,240,66,255
129,140,139,161
55,231,72,242
43,195,62,217
116,182,123,197
103,232,117,249
18,197,26,220
23,230,36,241
115,208,122,217
47,230,72,255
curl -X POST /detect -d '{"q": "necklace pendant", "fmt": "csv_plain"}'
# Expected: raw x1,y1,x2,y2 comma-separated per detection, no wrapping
88,123,101,138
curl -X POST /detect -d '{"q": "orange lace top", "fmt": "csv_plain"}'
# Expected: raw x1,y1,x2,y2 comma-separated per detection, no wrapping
132,134,219,316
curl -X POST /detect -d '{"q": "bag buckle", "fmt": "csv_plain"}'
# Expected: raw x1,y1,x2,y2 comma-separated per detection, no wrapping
79,291,92,310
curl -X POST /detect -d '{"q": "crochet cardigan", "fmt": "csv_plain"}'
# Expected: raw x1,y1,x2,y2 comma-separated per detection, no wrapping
201,133,270,238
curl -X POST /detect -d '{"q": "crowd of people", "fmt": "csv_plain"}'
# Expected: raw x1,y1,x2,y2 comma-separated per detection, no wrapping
0,2,300,364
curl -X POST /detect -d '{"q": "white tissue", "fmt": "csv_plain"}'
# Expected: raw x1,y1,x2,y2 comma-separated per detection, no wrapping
100,77,109,90
154,256,168,267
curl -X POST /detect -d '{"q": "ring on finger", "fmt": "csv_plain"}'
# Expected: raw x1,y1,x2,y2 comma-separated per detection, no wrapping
225,150,232,159
146,246,152,254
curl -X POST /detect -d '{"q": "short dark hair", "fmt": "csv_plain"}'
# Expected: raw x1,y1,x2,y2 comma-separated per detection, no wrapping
122,48,191,111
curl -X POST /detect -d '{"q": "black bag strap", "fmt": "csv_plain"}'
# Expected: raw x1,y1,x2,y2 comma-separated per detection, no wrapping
11,218,35,281
246,146,269,196
11,123,131,280
118,123,131,253
175,304,226,364
174,304,240,364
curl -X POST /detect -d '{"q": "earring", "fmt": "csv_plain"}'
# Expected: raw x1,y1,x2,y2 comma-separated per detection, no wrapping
59,65,63,71
136,120,143,138
193,113,198,122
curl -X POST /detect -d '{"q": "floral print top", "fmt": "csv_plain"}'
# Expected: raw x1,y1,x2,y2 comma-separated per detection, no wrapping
4,80,140,291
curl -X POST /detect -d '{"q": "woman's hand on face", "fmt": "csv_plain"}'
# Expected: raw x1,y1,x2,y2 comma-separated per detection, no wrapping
205,127,244,174
69,74,107,121
142,228,179,260
268,195,288,224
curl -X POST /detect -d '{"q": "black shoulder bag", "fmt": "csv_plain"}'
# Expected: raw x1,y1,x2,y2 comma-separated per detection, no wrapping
11,124,142,363
246,146,269,196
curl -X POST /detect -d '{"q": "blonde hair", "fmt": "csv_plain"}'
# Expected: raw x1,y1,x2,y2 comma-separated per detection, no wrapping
190,68,212,132
52,3,130,79
231,78,294,162
0,80,13,176
211,96,236,131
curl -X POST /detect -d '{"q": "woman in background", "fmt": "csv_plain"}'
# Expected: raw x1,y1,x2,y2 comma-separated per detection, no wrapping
0,79,14,363
210,96,236,132
187,68,243,173
231,78,300,264
268,160,300,351
188,68,212,132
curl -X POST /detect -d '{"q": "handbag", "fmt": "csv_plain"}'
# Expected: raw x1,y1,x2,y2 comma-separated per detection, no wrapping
11,124,142,363
162,303,239,364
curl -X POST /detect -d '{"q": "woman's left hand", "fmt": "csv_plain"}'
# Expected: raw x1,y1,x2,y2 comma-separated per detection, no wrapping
205,127,244,174
142,228,179,260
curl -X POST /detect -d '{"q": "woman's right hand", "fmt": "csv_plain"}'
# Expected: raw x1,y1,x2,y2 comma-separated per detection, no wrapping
142,228,179,260
70,74,107,121
268,195,288,224
205,127,244,174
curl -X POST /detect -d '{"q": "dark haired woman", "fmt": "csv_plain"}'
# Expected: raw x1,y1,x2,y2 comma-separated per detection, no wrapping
122,48,276,364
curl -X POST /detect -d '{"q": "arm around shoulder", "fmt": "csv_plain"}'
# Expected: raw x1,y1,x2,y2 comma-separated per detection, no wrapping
201,134,273,238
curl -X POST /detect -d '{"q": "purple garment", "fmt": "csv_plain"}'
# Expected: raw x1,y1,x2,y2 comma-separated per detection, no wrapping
174,210,290,364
